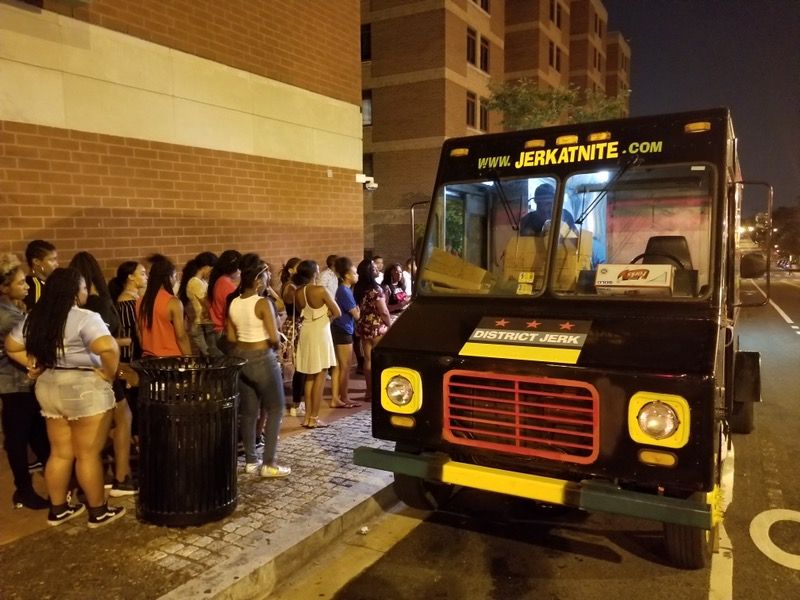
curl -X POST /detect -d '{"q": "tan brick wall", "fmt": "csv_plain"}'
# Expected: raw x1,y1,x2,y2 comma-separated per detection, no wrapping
41,0,361,105
1,121,364,275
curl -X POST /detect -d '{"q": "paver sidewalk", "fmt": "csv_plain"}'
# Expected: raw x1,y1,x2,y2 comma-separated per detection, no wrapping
0,411,394,600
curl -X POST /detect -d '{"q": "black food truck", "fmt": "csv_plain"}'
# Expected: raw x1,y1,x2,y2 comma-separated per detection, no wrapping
354,108,771,569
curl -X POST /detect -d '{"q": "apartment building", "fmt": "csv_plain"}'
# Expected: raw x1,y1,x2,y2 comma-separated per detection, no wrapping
361,0,630,263
1,0,364,273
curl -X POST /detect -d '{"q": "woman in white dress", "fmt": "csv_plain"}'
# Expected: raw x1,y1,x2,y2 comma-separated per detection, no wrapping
292,260,341,428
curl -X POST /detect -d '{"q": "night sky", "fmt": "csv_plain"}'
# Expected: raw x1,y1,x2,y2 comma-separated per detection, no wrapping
603,0,800,208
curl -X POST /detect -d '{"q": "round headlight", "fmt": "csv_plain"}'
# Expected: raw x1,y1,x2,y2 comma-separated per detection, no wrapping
385,375,413,406
637,401,679,439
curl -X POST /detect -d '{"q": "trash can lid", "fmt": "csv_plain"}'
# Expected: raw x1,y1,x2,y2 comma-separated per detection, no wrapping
132,355,247,373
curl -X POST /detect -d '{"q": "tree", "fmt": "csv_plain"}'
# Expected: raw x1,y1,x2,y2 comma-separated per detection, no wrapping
487,79,630,131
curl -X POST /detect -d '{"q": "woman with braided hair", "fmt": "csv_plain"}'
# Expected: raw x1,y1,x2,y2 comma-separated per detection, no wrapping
6,268,125,528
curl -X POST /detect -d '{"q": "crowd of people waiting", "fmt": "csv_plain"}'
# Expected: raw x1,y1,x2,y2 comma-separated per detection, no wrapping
0,239,415,530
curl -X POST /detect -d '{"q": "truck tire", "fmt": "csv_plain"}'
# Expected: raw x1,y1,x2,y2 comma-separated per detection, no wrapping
663,522,715,569
393,473,454,510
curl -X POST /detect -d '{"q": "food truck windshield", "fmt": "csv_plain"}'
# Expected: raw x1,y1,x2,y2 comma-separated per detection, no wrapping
417,162,716,299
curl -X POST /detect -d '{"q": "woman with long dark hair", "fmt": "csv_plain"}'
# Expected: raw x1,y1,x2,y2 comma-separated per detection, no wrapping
226,257,290,478
207,249,242,352
177,251,218,356
137,256,191,357
293,260,340,428
69,252,137,497
0,253,50,510
353,259,392,402
280,257,304,416
6,268,125,528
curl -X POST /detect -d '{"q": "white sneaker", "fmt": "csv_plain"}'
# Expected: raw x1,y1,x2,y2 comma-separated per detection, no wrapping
244,463,259,474
260,464,291,478
297,402,306,417
289,407,298,417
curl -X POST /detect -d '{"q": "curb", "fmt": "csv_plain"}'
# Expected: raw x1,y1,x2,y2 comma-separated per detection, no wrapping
159,473,396,600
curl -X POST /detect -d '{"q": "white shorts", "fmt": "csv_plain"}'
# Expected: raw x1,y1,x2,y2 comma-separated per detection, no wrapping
35,369,115,420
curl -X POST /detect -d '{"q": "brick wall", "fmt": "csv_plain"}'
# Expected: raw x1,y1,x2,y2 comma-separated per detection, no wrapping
1,121,364,275
40,0,361,105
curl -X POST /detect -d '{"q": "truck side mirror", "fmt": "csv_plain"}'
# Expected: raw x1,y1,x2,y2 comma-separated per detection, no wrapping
740,252,766,279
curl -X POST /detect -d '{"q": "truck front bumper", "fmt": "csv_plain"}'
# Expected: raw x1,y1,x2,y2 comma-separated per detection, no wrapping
354,446,716,529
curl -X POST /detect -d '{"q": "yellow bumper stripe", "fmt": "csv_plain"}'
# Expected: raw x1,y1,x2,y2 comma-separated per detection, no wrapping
459,342,581,364
440,461,580,506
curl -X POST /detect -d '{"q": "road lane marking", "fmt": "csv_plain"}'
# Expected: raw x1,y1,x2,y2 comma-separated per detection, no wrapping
709,441,734,600
751,281,794,324
749,510,800,570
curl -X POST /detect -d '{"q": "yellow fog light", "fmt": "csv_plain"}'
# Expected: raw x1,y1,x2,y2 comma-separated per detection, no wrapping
390,415,416,428
628,392,690,448
380,368,423,414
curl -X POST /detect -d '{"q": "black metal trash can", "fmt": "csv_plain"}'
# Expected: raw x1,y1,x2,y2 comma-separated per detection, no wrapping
132,355,246,527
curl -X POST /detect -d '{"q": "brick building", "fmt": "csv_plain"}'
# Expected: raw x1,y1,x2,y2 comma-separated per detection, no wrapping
1,0,364,275
360,0,630,264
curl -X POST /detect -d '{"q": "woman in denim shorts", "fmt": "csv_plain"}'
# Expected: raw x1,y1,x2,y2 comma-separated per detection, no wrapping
6,268,126,528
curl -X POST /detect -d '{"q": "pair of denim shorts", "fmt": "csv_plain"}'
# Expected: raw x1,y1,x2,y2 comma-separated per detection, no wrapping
35,369,115,420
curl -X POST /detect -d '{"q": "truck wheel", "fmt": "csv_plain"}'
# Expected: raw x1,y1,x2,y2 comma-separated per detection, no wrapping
729,400,754,434
393,473,454,510
663,522,716,569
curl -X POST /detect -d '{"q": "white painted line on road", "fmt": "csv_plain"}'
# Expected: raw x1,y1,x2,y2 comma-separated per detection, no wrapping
709,441,735,600
750,510,800,570
751,281,795,324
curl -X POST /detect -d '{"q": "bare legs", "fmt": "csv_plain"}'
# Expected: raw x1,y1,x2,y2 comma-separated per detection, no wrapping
361,336,383,402
302,371,327,427
331,343,356,407
45,410,113,507
111,399,132,482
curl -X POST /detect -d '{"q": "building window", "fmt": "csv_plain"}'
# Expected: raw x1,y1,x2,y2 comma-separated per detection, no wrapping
467,28,477,66
549,41,561,72
363,153,374,177
480,36,490,72
361,24,371,61
479,97,489,131
466,91,477,127
362,90,373,126
471,0,489,12
549,0,562,28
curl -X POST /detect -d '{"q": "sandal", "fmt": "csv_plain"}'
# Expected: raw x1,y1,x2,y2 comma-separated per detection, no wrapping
309,419,329,428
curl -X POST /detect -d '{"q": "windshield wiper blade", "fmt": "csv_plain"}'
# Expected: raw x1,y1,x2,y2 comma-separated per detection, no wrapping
575,154,642,225
488,169,519,231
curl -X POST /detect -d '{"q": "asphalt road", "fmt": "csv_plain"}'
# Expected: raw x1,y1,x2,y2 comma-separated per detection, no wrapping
324,273,800,600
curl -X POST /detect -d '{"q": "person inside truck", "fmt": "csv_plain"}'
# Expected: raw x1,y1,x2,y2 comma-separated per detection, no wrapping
520,183,576,236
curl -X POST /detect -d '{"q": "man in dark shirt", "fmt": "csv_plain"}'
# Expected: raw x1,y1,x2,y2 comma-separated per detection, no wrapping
520,183,575,236
24,239,58,310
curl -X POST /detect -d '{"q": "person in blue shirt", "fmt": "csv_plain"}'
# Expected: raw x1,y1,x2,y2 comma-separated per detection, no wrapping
330,257,360,408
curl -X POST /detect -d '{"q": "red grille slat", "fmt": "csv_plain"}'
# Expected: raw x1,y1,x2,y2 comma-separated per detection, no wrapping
443,369,600,464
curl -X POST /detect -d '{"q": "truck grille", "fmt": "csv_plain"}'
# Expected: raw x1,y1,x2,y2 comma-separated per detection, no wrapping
443,369,599,464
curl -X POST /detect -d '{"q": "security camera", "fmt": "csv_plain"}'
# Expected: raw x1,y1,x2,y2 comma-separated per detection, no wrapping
365,181,379,191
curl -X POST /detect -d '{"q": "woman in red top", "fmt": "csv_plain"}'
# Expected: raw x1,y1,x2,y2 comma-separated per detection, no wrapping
137,256,190,357
207,249,242,353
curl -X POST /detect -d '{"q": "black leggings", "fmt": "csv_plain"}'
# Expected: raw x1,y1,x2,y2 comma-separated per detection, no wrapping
291,370,304,405
1,391,50,492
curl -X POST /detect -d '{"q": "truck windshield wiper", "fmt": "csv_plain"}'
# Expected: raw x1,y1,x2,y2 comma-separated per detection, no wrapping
488,169,519,231
575,154,642,226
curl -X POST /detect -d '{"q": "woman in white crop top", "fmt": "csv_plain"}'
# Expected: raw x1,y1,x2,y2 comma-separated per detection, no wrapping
226,257,290,478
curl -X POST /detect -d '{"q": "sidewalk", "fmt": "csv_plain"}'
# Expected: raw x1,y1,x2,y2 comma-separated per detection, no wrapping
0,376,396,600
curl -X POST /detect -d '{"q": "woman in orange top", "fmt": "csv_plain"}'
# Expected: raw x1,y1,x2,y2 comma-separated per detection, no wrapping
137,256,191,357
